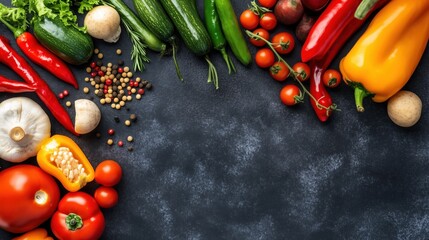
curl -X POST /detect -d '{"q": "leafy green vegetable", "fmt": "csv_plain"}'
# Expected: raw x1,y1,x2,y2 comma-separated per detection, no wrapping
12,0,85,31
76,0,100,13
0,3,27,37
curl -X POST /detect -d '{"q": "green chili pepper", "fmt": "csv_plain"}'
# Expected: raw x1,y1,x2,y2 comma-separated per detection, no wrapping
214,0,252,66
204,0,235,74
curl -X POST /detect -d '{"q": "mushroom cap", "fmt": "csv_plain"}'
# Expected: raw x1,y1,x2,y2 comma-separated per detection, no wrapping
84,5,121,43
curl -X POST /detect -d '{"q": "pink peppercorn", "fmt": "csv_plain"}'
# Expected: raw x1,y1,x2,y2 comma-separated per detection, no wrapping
108,129,115,135
118,140,124,147
138,89,145,95
63,90,69,96
58,92,64,99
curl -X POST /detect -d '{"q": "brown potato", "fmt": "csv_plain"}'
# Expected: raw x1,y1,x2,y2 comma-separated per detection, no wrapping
387,90,422,127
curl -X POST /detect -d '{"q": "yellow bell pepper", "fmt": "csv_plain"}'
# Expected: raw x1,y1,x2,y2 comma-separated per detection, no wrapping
340,0,429,112
12,228,53,240
37,134,95,192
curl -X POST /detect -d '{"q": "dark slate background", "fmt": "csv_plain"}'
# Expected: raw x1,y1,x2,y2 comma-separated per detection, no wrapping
0,0,429,239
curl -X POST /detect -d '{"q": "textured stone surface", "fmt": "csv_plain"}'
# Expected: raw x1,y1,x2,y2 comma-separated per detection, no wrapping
0,1,428,239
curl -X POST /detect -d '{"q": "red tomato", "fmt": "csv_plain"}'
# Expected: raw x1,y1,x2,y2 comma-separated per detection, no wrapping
240,9,260,30
322,69,342,88
95,160,123,187
0,165,60,234
94,186,119,209
269,61,290,81
51,192,105,240
259,12,277,31
249,28,270,47
280,84,302,106
258,0,277,8
255,48,275,68
271,32,295,55
292,62,310,82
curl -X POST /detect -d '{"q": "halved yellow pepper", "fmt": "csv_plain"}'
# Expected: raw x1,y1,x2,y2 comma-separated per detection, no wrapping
37,134,95,192
340,0,429,112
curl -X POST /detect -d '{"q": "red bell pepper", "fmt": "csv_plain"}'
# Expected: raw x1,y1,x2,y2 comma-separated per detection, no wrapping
51,192,105,240
0,35,77,135
0,4,78,88
0,165,60,234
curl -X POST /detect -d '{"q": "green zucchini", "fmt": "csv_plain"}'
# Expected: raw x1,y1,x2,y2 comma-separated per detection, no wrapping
160,0,219,89
132,0,183,80
105,0,166,53
132,0,175,43
33,17,93,65
160,0,211,56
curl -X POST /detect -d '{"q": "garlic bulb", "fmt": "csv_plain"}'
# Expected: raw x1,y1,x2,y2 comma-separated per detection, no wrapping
0,97,51,162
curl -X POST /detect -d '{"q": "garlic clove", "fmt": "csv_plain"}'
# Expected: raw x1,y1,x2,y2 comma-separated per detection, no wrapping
74,99,101,135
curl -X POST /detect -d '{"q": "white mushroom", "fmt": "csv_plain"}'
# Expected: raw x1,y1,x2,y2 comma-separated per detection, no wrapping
0,97,51,163
74,99,101,134
84,5,121,43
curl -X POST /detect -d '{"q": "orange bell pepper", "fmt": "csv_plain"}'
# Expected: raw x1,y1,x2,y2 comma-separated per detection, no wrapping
340,0,429,112
12,228,53,240
37,135,95,192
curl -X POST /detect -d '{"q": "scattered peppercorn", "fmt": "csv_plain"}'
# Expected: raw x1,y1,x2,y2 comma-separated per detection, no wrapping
127,136,133,142
125,120,131,126
63,90,69,96
114,116,120,123
116,49,122,55
127,147,133,152
107,139,114,145
130,114,137,122
65,101,72,107
107,129,115,135
117,140,124,147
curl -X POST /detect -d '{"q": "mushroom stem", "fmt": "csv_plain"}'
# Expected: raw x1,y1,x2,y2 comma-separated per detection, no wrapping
9,126,26,142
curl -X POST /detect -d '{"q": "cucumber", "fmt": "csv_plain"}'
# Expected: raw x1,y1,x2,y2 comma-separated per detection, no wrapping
132,0,183,80
106,0,166,53
160,0,219,89
33,17,93,65
132,0,175,43
160,0,212,56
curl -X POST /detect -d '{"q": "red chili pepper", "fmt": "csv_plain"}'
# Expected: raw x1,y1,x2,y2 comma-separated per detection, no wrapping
304,0,389,121
51,192,105,240
16,32,79,89
0,4,78,88
0,74,36,93
301,0,390,63
0,35,77,135
309,62,333,122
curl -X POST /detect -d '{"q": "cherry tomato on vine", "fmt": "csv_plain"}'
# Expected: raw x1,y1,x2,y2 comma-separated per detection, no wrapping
259,12,277,31
255,48,275,68
95,160,123,187
279,84,302,106
249,28,270,47
322,69,342,88
292,62,310,82
271,32,295,55
269,61,290,82
94,186,119,209
258,0,277,8
240,9,260,30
